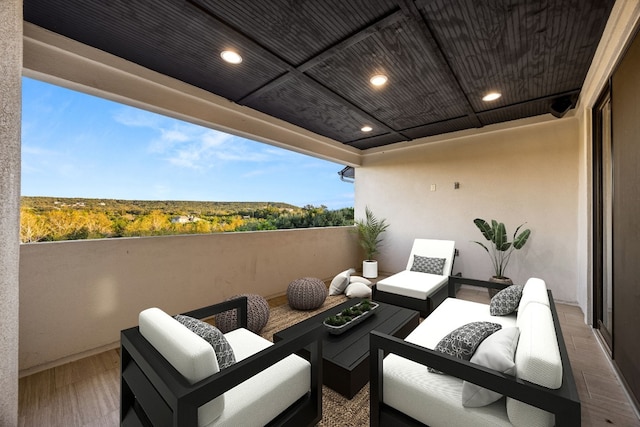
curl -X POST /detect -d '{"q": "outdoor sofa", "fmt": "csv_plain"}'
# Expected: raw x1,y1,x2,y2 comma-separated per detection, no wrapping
370,276,580,426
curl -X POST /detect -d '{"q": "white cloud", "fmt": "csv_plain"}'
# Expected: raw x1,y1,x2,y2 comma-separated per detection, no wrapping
22,145,59,157
113,105,295,170
113,108,162,128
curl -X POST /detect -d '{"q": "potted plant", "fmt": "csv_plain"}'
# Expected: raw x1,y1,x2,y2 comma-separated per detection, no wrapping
354,207,389,278
472,218,531,296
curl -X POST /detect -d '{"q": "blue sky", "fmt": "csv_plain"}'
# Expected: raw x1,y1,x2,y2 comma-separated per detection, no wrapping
21,77,354,209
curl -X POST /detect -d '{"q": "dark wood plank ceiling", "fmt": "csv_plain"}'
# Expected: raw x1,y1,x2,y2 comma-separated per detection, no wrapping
23,0,615,150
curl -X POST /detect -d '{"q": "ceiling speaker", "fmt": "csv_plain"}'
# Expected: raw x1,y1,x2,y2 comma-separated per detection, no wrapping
550,96,575,118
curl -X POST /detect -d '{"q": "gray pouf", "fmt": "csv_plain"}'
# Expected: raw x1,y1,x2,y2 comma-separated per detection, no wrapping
214,294,270,334
287,277,328,310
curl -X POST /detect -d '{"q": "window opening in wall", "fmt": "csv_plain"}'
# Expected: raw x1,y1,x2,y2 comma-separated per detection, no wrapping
20,77,354,242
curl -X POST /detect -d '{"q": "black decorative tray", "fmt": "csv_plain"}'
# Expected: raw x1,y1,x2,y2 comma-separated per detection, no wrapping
323,300,379,335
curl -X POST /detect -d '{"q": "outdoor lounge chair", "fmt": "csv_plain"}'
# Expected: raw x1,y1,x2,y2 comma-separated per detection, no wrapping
372,238,456,317
120,297,322,426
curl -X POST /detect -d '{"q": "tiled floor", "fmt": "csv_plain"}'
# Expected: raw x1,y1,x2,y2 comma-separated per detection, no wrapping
17,289,640,426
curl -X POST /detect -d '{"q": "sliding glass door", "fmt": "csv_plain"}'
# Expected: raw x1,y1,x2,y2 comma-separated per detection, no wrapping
593,86,613,351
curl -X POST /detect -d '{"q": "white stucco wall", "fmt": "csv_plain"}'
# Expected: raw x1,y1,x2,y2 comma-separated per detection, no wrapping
356,118,580,303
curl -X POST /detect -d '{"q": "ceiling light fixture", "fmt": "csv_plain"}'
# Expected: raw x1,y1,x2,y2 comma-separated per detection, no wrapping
361,126,373,132
370,74,388,86
482,92,502,101
221,50,242,64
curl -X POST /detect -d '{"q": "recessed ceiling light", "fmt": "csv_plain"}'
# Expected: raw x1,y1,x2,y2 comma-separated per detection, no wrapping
221,50,242,64
482,92,502,101
370,74,388,86
361,125,373,132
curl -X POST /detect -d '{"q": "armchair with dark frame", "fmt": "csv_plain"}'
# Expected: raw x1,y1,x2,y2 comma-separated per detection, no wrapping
120,296,323,426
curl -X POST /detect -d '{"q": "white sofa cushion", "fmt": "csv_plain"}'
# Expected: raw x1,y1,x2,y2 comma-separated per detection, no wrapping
349,275,372,286
518,277,549,312
462,327,520,407
376,270,448,300
213,328,311,427
139,308,223,426
329,268,355,295
508,302,562,427
345,282,372,298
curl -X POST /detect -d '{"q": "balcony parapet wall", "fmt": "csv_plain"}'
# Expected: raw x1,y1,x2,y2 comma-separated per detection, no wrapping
19,227,360,375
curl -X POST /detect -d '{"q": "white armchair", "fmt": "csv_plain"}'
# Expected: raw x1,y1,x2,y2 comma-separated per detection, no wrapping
372,239,456,317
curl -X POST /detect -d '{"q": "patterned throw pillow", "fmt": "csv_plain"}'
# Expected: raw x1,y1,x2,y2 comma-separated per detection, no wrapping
490,284,524,316
174,315,236,370
428,321,502,373
410,255,446,275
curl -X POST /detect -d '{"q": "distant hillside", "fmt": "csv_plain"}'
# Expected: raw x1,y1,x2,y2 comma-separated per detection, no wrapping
19,196,354,243
21,196,298,215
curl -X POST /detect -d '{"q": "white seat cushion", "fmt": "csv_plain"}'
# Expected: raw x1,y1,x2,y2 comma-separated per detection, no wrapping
376,270,448,300
383,354,512,426
209,328,311,427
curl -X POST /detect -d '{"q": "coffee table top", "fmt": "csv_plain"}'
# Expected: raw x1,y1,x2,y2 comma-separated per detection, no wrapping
273,298,419,371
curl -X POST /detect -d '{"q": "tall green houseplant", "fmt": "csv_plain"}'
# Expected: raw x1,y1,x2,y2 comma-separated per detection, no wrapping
473,218,531,279
355,207,389,261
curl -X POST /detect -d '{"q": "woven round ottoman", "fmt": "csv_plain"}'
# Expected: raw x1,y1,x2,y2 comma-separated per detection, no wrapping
214,294,270,334
287,277,328,310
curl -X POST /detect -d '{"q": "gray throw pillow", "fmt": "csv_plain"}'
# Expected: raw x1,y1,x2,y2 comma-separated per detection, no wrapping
490,285,524,316
428,321,502,373
410,255,446,275
174,314,236,370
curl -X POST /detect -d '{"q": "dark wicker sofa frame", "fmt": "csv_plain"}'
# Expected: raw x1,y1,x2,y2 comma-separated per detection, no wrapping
120,297,323,427
369,276,581,427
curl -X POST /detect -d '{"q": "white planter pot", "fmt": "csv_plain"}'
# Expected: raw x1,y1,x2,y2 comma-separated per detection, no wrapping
363,260,378,279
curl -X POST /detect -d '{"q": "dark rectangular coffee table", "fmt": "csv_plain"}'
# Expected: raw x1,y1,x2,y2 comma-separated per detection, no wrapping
273,299,419,399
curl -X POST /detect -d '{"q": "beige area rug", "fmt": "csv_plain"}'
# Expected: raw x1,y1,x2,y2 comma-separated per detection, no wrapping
260,295,370,427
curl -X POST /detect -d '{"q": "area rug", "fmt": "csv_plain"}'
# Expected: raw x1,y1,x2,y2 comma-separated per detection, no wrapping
260,295,370,427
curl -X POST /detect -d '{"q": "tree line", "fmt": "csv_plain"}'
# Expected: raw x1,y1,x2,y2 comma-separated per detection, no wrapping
20,197,354,243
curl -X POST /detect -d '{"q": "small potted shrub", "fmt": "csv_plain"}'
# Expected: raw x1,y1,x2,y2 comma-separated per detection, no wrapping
354,207,389,279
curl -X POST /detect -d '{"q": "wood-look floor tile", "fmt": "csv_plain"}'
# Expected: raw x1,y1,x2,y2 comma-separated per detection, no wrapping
73,370,120,425
18,369,55,416
82,409,119,427
582,399,640,426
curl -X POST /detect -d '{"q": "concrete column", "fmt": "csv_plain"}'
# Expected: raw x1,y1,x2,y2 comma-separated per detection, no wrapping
0,0,22,425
